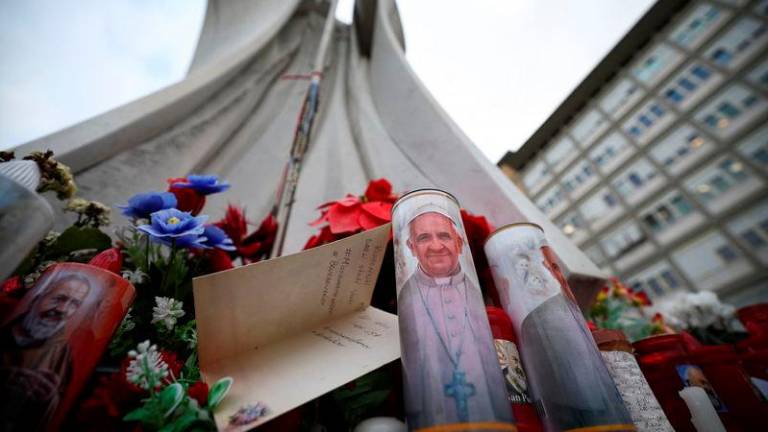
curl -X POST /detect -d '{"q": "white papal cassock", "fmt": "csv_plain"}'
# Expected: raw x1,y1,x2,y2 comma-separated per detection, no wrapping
398,265,511,428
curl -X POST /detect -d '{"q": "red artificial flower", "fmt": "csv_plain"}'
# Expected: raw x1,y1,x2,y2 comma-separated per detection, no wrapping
204,248,234,272
313,179,396,234
633,291,651,306
215,205,248,246
239,214,278,262
160,350,184,380
75,371,144,430
167,177,206,216
188,381,209,406
88,248,123,275
214,206,277,263
303,226,338,250
587,320,598,331
363,178,397,203
1,276,23,295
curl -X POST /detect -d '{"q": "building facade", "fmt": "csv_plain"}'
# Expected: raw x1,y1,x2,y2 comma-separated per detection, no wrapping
500,0,768,306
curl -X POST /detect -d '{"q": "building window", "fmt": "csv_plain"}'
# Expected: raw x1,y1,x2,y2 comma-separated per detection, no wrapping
624,99,676,145
571,109,609,148
683,155,764,213
746,58,768,90
650,125,715,176
726,199,768,265
580,187,624,230
545,136,578,174
611,158,663,205
558,211,589,245
600,221,648,261
523,160,552,196
536,184,567,218
640,191,699,239
694,85,767,139
661,62,722,111
631,43,685,87
627,261,687,300
561,159,598,200
599,78,644,120
590,132,634,175
671,231,753,292
704,17,768,70
669,3,729,50
736,125,768,169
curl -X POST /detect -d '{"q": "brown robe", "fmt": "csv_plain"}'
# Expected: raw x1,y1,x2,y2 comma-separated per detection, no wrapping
0,317,72,432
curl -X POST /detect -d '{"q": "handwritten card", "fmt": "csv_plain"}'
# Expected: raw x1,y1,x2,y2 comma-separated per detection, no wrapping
193,224,400,430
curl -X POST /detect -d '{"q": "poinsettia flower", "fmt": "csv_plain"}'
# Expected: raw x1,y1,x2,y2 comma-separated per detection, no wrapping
88,248,123,275
200,225,236,251
118,191,177,220
304,226,337,250
170,174,230,195
138,208,208,248
587,320,598,331
363,178,397,203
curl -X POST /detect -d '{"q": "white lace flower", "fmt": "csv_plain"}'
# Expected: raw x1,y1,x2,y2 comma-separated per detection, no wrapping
126,340,169,390
121,268,148,285
152,296,185,330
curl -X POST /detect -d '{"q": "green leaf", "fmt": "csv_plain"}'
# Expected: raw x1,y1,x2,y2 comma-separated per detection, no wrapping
45,226,111,258
159,383,185,417
172,412,200,432
123,406,151,422
208,377,233,409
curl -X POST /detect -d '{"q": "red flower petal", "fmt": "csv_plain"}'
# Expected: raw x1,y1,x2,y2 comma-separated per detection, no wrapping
1,276,23,294
204,249,234,272
188,381,210,406
327,203,363,234
338,195,361,207
358,209,389,230
364,178,393,202
214,205,248,245
361,201,392,222
169,186,206,216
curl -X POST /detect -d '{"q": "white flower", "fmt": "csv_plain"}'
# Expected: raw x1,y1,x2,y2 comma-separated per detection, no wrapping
121,268,148,285
118,309,136,333
654,291,735,330
126,340,169,390
152,296,185,330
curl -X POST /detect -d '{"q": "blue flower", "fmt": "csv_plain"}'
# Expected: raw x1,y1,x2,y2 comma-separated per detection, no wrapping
138,208,208,248
201,225,236,251
172,175,230,195
119,192,177,219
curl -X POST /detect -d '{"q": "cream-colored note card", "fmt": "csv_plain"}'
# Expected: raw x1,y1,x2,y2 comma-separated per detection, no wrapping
193,224,400,430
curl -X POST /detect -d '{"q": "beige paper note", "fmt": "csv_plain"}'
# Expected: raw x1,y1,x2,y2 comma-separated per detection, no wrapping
193,224,400,431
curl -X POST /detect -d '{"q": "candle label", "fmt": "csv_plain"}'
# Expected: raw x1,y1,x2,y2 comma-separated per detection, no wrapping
675,364,727,412
748,376,768,402
600,351,674,432
493,339,532,404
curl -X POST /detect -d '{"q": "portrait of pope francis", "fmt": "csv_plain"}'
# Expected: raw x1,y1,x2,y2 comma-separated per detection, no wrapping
396,203,511,429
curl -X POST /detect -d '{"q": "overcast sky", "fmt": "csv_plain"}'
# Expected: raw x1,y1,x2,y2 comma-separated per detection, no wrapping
0,0,653,162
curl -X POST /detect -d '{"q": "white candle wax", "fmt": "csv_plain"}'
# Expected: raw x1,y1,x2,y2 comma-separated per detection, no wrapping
678,387,726,432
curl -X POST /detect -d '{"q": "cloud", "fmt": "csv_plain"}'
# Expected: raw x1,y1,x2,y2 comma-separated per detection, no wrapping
0,0,205,150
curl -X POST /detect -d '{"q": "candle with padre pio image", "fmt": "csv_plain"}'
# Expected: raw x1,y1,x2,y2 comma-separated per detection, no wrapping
391,189,515,431
485,223,634,432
